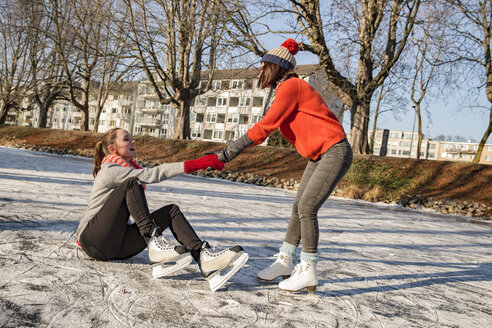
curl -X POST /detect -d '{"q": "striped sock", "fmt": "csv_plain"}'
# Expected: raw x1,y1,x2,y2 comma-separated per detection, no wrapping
279,242,297,259
301,251,318,264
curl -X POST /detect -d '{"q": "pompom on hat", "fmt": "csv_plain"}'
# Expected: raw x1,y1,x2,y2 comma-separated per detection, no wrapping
261,39,299,71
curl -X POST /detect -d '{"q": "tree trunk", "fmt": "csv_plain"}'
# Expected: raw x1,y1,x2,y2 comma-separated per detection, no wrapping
38,103,49,128
172,98,191,139
416,104,423,159
472,104,492,163
369,110,379,154
349,100,371,154
0,103,9,124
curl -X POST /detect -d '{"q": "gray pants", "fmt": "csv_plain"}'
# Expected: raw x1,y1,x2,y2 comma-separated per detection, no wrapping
284,138,353,253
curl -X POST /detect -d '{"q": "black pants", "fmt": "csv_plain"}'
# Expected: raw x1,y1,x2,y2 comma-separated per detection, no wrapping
79,178,202,261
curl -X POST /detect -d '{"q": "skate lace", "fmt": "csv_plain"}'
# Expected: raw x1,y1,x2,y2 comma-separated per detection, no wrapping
154,235,174,250
290,263,302,278
263,253,289,273
203,246,227,258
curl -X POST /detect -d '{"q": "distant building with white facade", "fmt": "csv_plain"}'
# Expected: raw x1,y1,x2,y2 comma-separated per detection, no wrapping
369,129,492,165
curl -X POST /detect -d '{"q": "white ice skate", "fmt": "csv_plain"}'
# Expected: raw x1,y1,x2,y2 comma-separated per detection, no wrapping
149,234,193,278
278,260,318,293
257,252,293,281
198,245,249,292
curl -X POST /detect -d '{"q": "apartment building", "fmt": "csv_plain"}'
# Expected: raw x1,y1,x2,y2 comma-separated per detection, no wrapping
370,129,492,165
6,65,343,143
438,141,492,164
189,65,343,142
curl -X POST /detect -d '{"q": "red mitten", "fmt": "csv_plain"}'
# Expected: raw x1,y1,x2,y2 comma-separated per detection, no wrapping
184,154,225,173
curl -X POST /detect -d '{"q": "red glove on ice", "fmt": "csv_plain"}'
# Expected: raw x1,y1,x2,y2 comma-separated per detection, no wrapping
184,154,225,173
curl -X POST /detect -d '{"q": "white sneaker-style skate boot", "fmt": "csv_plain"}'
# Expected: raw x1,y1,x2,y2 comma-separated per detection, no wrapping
278,260,318,293
148,231,192,278
197,242,249,292
257,252,293,281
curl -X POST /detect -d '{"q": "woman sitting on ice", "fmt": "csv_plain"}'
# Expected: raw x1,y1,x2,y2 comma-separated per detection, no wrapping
76,127,248,291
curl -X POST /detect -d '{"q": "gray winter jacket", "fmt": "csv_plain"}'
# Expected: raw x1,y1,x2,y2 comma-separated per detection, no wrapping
76,161,184,240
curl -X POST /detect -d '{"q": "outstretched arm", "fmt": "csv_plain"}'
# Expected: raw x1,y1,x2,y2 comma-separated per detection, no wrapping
217,134,254,163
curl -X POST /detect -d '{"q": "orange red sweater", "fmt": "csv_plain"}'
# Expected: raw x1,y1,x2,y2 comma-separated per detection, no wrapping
247,77,346,160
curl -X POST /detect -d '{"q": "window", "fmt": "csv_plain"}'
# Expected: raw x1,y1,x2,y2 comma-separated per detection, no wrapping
441,152,447,157
443,144,449,149
212,80,221,90
391,149,397,155
462,144,468,150
161,128,168,137
110,120,116,127
231,80,243,89
429,144,436,149
428,153,435,158
216,97,227,107
195,113,204,123
123,108,131,114
486,155,491,161
203,129,213,139
206,113,217,123
112,108,117,114
225,131,235,141
239,114,249,124
487,146,492,151
402,150,410,155
227,114,239,123
195,97,207,107
212,130,223,140
253,97,263,107
207,97,216,106
239,97,251,107
229,97,239,107
251,115,262,124
217,114,225,123
191,130,201,139
162,113,170,125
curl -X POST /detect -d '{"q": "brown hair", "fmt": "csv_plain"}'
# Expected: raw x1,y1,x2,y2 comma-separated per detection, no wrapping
257,62,287,89
257,62,299,89
92,127,121,177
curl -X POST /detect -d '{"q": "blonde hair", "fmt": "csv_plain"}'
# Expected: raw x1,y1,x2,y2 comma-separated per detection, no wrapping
92,127,121,177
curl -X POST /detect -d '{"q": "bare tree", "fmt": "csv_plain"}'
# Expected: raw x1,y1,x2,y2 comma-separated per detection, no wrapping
409,4,447,159
50,0,132,131
221,0,422,154
124,0,223,139
0,0,31,124
444,0,491,163
25,0,66,128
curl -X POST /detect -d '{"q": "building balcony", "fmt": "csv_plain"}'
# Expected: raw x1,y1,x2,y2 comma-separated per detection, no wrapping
135,118,161,126
139,107,162,114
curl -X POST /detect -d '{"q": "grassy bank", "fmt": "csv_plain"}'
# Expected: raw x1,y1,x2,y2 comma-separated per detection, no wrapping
1,125,491,220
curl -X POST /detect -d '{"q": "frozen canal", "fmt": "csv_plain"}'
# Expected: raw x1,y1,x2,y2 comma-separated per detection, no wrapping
0,147,491,327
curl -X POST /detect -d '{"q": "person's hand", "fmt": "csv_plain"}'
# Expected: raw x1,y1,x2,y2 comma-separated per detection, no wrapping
217,134,254,163
184,154,225,173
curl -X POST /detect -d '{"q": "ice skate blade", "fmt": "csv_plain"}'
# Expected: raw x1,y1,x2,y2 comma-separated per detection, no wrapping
208,251,249,292
152,253,193,278
257,274,291,283
279,285,317,293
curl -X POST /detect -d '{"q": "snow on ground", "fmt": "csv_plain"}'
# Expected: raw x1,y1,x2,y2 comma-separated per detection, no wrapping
0,146,491,328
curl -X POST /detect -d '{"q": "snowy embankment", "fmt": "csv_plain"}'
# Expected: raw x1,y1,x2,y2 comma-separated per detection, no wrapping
0,146,491,327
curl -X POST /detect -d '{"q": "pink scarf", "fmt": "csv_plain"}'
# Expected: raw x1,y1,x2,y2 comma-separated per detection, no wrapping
102,154,146,189
102,154,143,169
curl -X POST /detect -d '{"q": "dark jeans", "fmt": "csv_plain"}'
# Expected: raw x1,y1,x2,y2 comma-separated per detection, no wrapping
79,178,202,261
284,138,353,253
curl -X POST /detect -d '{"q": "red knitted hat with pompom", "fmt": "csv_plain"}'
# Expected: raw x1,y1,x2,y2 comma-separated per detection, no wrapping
261,39,298,70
